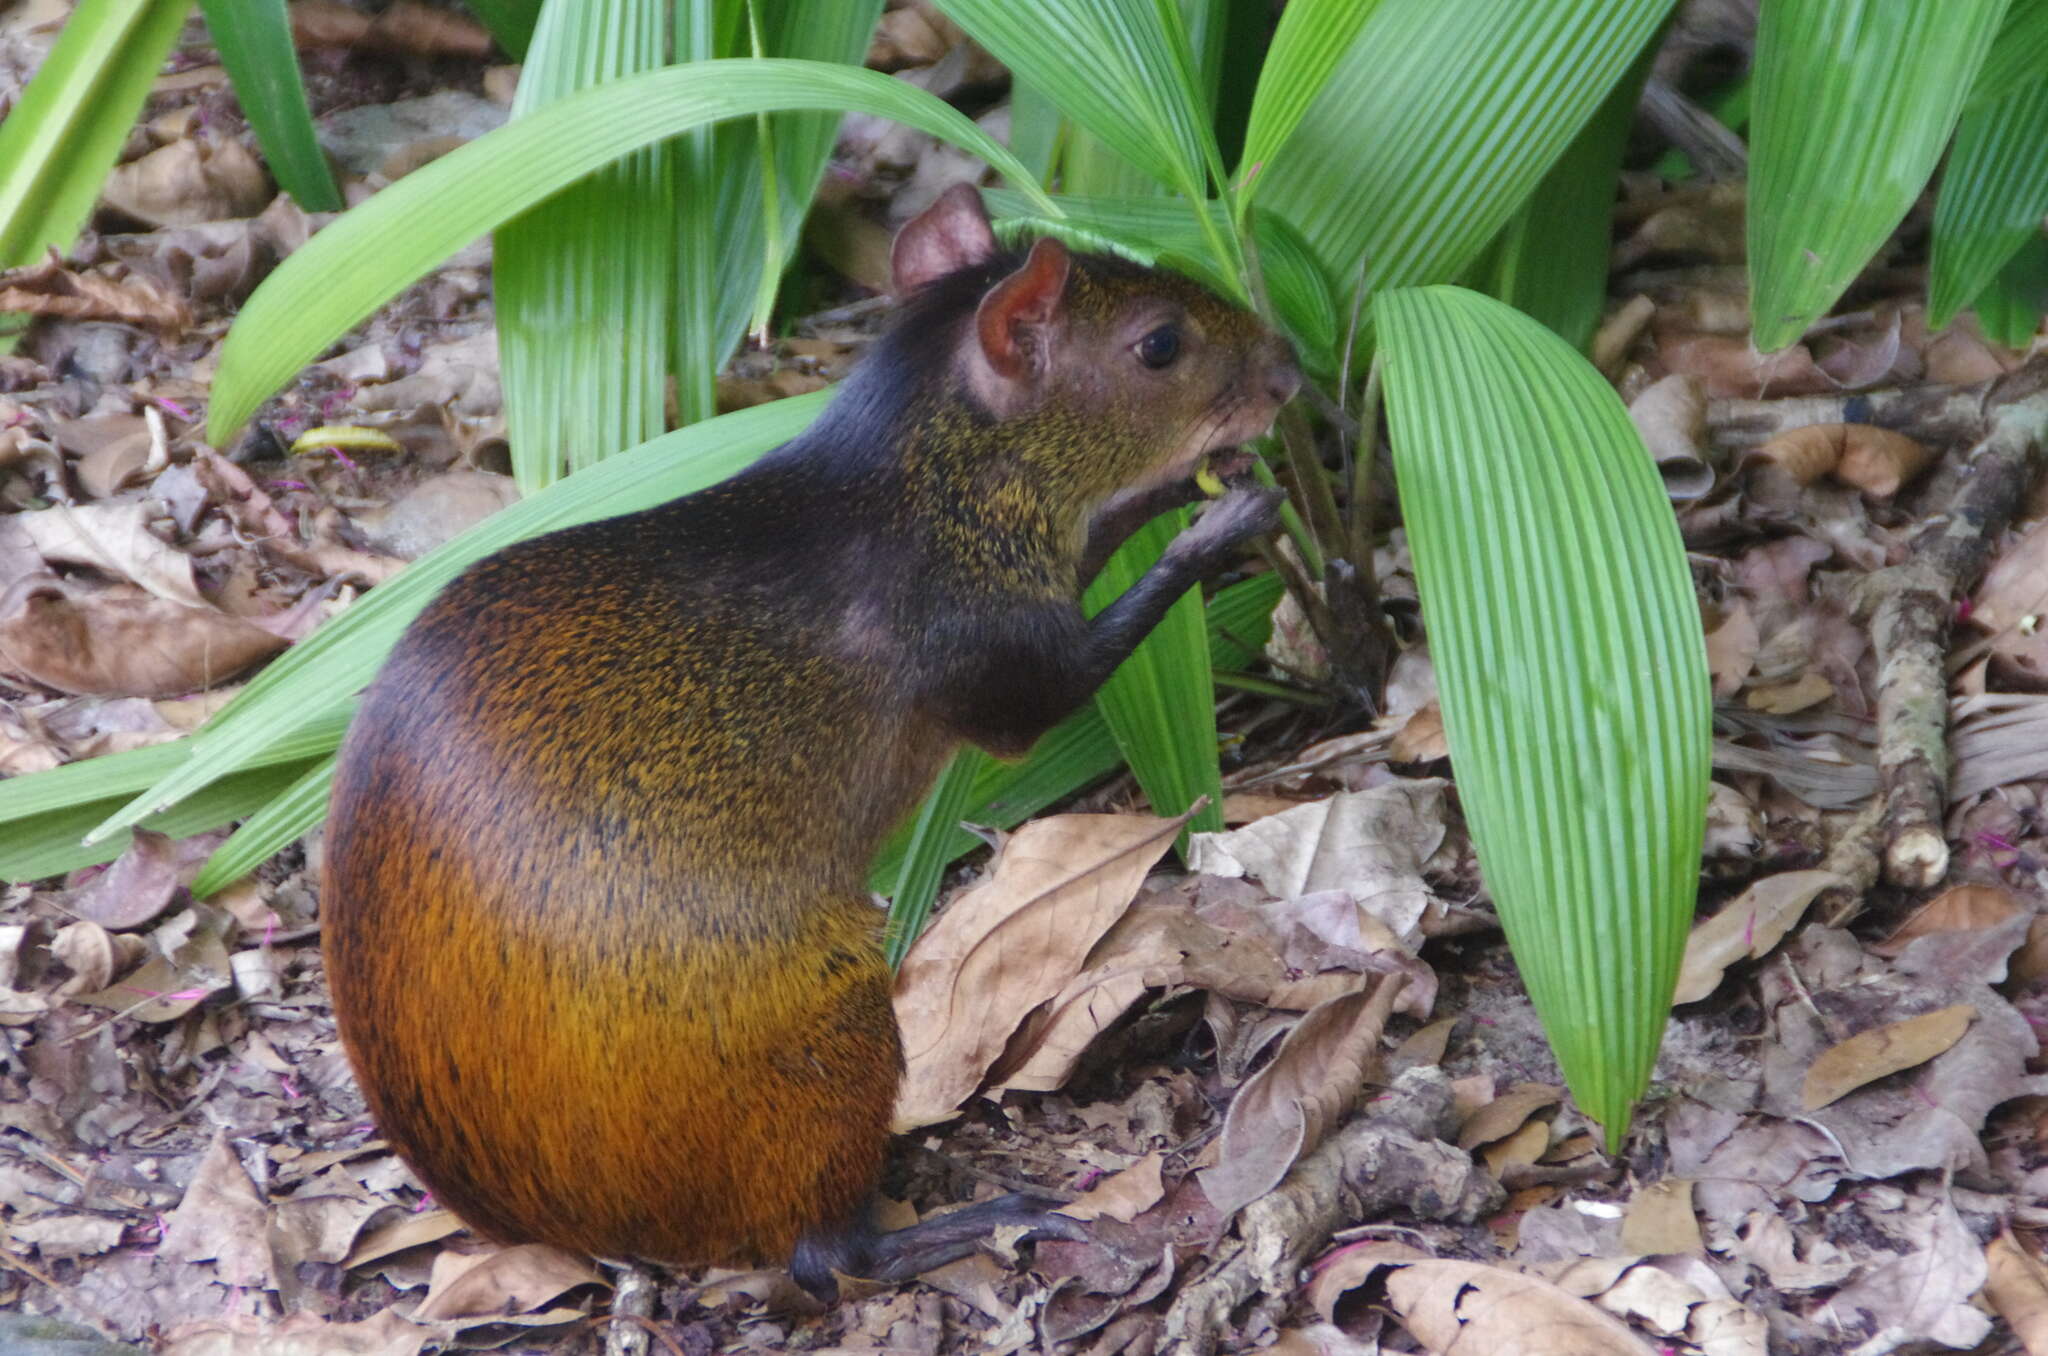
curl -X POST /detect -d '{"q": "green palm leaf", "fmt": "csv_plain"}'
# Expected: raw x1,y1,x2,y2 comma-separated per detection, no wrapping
197,0,343,211
1929,71,2048,330
203,58,1056,445
1748,0,2009,351
1378,286,1709,1143
1256,0,1671,303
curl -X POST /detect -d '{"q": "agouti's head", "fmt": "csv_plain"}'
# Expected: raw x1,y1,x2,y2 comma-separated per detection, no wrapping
889,185,1300,503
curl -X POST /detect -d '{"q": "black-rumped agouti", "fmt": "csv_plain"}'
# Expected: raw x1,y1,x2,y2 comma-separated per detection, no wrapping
322,184,1299,1298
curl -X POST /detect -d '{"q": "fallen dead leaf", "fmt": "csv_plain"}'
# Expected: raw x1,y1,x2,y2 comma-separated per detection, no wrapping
1057,1151,1165,1224
1458,1082,1563,1151
892,812,1187,1130
291,0,494,56
1200,976,1404,1219
1872,882,2024,957
1984,1231,2048,1354
160,1130,271,1289
1619,1178,1702,1256
0,574,287,697
1385,1256,1657,1354
1674,869,1844,1004
412,1242,606,1321
102,135,271,227
0,252,192,330
1801,1002,1977,1111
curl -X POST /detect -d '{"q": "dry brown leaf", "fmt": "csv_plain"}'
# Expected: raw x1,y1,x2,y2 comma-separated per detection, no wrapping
343,1207,464,1268
1480,1117,1550,1175
1200,976,1403,1219
1743,669,1833,713
0,574,286,697
892,812,1186,1129
1186,782,1445,942
1657,332,1831,398
1057,1151,1165,1224
1702,601,1759,698
291,0,494,56
1801,1003,1977,1110
0,252,192,330
1619,1179,1702,1256
1388,702,1446,762
1627,372,1715,499
1834,426,1933,497
1385,1258,1657,1354
102,136,271,227
1984,1232,2048,1353
160,1130,271,1288
1872,883,2025,957
17,500,206,607
1458,1081,1562,1151
413,1242,605,1321
1674,869,1844,1004
1389,1015,1457,1072
67,827,213,928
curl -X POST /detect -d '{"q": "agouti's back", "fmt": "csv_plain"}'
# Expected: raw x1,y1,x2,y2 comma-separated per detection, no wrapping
322,184,1300,1285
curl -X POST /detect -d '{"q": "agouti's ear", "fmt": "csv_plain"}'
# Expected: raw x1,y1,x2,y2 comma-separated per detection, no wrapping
974,238,1070,383
891,183,1000,295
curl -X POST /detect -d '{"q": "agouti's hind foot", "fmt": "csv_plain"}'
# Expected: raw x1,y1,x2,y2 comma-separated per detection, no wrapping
790,1193,1087,1301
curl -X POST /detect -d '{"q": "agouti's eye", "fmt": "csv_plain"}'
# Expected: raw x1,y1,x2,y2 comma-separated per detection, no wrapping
1136,326,1181,369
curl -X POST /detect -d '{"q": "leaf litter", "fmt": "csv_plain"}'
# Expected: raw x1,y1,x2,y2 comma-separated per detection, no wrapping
5,4,2048,1355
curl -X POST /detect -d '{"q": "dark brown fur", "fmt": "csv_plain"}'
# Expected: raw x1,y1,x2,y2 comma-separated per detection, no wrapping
323,187,1298,1288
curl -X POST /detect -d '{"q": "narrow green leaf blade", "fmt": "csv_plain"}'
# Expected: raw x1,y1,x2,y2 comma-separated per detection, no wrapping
1971,0,2048,105
881,749,988,967
937,0,1218,204
191,753,336,894
1236,0,1387,193
205,59,1056,444
96,391,830,842
1257,0,1671,302
1749,0,2010,351
496,0,673,490
0,758,322,883
197,0,344,211
1929,72,2048,329
1377,285,1710,1143
0,0,188,267
1971,232,2048,346
1084,512,1225,841
1486,43,1651,351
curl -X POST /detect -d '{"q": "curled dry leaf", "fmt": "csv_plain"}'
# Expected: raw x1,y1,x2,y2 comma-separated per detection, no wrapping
1186,782,1446,944
67,827,216,928
1458,1081,1563,1151
102,136,271,228
1750,422,1932,497
1200,975,1404,1220
0,252,192,330
1801,1003,1977,1111
1673,869,1844,1004
1627,372,1716,500
892,812,1187,1130
70,905,231,1022
1983,1231,2048,1351
17,500,205,606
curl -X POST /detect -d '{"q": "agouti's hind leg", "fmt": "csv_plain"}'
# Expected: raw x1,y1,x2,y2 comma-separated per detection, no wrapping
789,1194,1087,1301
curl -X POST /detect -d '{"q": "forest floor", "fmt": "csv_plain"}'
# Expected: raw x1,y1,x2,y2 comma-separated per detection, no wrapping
4,4,2048,1355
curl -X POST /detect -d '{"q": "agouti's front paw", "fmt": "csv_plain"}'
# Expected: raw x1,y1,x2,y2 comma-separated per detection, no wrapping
1179,483,1284,560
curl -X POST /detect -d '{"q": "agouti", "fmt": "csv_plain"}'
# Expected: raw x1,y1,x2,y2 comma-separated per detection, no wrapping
322,184,1299,1298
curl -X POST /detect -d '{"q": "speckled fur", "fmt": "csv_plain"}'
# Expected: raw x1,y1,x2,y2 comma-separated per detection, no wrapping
322,237,1296,1272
